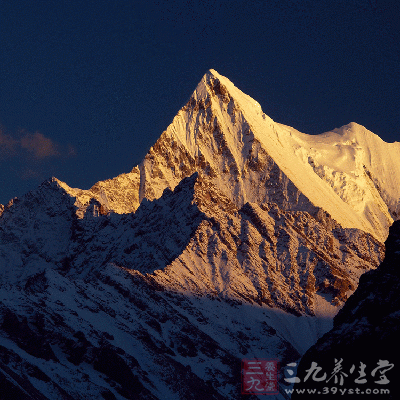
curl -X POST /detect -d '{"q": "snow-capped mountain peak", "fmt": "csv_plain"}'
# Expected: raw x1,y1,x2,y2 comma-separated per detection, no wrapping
36,70,399,243
0,70,397,399
139,70,399,241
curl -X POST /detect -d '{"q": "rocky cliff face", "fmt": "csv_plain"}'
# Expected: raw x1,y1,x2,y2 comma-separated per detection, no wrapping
48,70,399,243
0,70,397,399
0,171,384,399
291,220,400,399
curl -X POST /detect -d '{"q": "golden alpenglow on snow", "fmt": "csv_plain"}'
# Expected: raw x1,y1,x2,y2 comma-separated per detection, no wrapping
0,70,398,399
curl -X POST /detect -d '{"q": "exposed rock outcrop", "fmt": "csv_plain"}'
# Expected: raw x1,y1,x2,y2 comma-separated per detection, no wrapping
292,220,400,399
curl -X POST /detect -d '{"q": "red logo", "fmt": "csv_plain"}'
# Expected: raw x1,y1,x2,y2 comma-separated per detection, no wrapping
242,359,279,395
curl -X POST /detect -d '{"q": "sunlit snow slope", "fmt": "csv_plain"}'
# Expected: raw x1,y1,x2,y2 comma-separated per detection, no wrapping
0,69,397,400
51,69,399,243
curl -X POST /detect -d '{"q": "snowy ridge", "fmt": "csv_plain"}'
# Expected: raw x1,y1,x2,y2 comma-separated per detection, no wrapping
50,69,399,242
275,121,400,242
0,168,384,399
0,69,397,399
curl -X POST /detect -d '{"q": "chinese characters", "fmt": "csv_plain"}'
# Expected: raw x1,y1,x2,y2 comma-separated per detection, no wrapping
242,359,279,395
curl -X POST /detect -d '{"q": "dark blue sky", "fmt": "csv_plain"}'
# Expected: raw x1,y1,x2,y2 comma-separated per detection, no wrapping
0,0,399,205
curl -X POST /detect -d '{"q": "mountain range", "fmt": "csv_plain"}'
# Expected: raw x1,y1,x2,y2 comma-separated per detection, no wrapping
0,70,398,399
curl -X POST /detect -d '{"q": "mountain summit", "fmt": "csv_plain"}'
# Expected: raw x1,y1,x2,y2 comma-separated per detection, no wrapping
46,69,399,242
0,70,398,399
